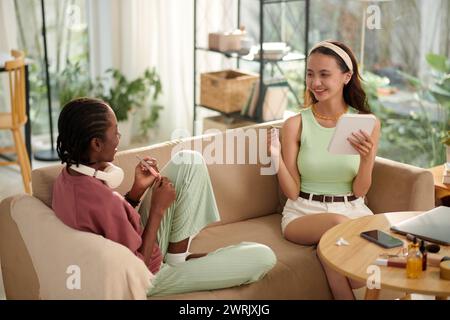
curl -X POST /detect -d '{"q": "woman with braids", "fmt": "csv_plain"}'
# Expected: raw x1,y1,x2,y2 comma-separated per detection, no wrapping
53,97,275,296
267,41,381,299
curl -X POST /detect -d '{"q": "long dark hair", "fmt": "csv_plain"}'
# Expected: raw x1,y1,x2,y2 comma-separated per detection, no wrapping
56,97,111,165
305,40,371,114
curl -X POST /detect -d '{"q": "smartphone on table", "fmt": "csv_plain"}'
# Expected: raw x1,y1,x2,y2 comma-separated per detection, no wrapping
360,230,404,248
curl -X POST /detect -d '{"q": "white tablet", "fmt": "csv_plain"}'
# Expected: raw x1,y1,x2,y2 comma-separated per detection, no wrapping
327,114,377,155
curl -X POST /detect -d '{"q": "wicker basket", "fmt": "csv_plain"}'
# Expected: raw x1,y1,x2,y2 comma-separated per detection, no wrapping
200,69,259,114
208,32,243,52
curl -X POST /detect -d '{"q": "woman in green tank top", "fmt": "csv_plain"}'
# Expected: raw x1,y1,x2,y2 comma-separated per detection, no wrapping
268,41,381,300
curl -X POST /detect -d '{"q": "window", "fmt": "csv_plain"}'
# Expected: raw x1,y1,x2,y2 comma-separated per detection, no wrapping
14,0,90,139
309,0,449,167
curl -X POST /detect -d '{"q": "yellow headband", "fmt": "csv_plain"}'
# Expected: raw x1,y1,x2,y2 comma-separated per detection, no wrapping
309,41,353,73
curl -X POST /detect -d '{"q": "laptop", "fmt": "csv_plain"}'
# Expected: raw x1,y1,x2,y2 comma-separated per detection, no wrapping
390,206,450,245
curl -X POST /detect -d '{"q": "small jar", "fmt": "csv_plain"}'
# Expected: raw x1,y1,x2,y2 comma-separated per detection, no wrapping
419,240,427,271
406,238,423,279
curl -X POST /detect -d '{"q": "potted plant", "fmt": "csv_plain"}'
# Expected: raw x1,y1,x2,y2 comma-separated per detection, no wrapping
391,53,450,167
444,131,450,163
93,67,163,147
426,54,450,164
57,60,93,109
56,63,164,147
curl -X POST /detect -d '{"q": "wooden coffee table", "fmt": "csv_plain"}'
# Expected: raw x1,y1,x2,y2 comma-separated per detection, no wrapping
318,211,450,300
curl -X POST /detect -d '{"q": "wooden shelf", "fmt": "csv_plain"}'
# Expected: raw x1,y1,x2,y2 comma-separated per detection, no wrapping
195,47,305,63
193,0,310,134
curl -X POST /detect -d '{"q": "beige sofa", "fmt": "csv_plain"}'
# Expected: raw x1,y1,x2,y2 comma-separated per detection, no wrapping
0,120,435,299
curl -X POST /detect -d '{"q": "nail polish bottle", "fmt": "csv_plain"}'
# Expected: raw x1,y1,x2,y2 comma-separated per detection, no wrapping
419,240,427,271
406,237,422,279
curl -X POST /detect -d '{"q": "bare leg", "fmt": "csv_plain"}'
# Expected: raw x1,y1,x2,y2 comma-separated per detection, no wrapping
283,213,349,245
167,238,189,253
186,253,208,260
283,213,356,300
318,253,355,300
167,238,207,260
348,278,365,289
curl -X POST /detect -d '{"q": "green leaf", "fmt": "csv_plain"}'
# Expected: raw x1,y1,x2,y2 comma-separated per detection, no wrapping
440,76,450,91
429,84,450,97
426,53,449,73
396,70,422,88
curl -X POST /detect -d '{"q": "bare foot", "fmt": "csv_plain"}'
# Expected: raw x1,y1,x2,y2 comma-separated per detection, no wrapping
186,253,208,261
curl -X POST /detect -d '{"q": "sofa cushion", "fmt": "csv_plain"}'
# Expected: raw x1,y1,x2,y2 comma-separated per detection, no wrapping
31,140,179,209
32,124,283,225
166,124,282,224
31,164,63,208
367,157,434,213
152,214,333,299
8,195,153,299
0,196,39,299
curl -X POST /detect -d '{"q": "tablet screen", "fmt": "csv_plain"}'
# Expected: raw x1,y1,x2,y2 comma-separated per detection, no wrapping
327,114,376,155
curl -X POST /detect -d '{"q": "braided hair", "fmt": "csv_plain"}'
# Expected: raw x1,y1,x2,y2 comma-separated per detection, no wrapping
56,98,112,166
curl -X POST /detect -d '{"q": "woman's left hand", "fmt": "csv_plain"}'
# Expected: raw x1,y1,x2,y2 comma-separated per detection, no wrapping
347,130,375,162
133,156,161,192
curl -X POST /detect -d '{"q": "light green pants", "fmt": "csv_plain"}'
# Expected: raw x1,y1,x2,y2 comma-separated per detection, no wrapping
138,150,276,297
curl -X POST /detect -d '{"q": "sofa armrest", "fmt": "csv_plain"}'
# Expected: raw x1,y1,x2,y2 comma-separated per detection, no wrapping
0,195,153,300
367,157,435,214
0,196,40,299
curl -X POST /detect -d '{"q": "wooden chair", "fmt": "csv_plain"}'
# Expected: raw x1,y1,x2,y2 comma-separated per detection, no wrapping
0,50,31,194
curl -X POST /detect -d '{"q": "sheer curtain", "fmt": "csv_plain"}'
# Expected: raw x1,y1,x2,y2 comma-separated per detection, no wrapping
144,0,194,140
88,0,194,143
0,0,17,53
0,0,18,145
419,0,449,78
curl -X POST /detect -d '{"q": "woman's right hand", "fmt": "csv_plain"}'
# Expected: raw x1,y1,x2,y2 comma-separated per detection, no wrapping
267,127,281,158
150,177,176,216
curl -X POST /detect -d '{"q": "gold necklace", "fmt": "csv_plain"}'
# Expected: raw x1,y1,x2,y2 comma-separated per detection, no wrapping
311,104,348,121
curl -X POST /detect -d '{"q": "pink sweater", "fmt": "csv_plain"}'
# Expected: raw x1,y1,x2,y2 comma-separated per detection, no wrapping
52,167,162,274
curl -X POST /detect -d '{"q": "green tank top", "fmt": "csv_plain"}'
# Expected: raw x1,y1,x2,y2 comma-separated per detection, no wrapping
297,107,359,195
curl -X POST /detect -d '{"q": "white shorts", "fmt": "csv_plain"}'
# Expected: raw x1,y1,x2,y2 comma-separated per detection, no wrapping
281,194,373,235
